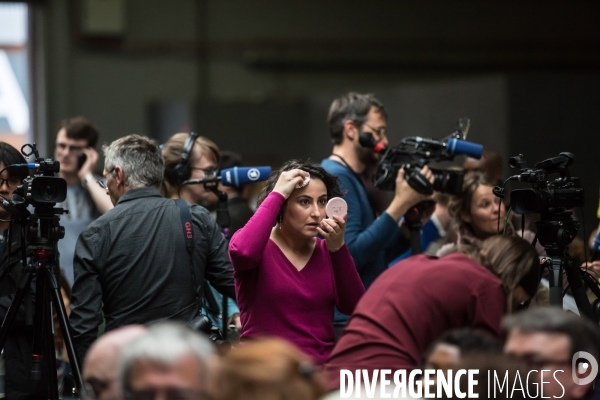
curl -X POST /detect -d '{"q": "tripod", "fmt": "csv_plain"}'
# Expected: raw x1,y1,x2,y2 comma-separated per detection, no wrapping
0,208,84,399
536,211,600,324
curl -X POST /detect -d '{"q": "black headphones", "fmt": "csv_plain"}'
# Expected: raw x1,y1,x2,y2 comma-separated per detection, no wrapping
173,132,200,184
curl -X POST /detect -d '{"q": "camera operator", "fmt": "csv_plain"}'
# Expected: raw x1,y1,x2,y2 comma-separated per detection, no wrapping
321,92,434,330
161,133,241,333
69,134,235,364
0,142,36,399
54,117,113,286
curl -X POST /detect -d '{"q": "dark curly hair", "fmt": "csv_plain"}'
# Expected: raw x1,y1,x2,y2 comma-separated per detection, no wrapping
256,160,344,217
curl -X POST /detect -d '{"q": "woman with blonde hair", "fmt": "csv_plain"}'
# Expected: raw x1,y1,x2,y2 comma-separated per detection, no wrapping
209,338,326,400
439,171,506,253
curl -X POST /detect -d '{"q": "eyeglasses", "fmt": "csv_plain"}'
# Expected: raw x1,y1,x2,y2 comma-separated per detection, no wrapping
56,143,85,154
97,168,115,189
0,177,21,188
363,123,387,138
191,167,218,179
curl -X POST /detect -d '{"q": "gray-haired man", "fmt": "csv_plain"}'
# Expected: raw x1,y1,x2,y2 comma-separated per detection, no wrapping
69,134,235,363
119,322,214,400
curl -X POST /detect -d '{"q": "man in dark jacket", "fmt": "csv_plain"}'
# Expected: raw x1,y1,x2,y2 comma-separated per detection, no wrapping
69,134,235,363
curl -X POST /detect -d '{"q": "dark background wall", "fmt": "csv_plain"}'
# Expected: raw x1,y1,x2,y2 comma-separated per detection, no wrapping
34,0,600,235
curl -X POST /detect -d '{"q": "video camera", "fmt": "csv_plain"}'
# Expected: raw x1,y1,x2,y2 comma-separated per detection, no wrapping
0,143,68,245
500,152,584,215
4,143,67,208
361,119,483,196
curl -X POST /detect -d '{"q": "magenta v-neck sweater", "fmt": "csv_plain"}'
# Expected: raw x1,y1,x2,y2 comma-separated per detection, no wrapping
229,192,365,364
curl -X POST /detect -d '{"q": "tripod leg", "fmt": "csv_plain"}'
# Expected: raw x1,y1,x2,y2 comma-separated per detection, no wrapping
0,267,34,350
548,258,564,307
27,266,58,399
41,276,59,400
45,267,86,398
565,262,596,322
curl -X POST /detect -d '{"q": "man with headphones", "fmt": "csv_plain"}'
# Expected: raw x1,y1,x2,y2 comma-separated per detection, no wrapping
161,133,242,335
69,134,235,364
161,132,220,209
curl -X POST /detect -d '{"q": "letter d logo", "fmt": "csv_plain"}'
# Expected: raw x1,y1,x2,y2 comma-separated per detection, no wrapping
572,351,598,385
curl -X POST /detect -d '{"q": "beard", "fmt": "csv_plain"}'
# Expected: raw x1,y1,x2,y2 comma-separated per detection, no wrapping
355,142,380,169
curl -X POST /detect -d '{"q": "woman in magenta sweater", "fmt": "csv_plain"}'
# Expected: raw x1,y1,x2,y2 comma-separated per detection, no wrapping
229,160,365,364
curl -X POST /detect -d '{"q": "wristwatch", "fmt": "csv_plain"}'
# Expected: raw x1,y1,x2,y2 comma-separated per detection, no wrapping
82,173,95,186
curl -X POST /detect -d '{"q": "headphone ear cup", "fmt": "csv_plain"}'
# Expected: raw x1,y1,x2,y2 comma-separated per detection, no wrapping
179,163,191,183
173,132,199,184
173,163,191,184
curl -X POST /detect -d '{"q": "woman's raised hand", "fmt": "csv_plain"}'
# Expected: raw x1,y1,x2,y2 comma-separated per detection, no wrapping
318,214,346,252
273,169,310,199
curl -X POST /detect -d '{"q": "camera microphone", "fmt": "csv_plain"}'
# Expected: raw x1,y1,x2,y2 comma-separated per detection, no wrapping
445,138,483,159
359,132,388,153
412,137,483,159
183,166,272,187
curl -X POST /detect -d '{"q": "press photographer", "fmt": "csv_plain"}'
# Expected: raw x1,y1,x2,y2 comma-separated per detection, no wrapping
0,142,34,399
69,134,235,365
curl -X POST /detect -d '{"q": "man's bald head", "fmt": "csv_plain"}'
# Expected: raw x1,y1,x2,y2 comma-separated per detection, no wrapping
83,325,146,400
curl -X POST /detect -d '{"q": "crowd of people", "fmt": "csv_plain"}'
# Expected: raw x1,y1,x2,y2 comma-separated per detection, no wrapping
0,92,599,399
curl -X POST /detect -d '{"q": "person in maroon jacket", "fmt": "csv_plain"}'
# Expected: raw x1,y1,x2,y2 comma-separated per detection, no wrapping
324,235,540,389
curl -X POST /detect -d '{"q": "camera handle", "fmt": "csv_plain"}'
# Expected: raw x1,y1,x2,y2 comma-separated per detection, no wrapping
404,165,434,196
403,201,436,255
0,249,85,399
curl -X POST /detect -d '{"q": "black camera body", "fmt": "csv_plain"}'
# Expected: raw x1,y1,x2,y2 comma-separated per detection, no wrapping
12,145,66,207
395,163,464,196
189,313,231,352
4,144,69,245
369,119,476,196
16,176,67,205
507,152,584,215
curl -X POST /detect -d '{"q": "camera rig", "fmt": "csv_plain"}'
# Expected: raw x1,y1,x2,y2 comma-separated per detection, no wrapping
494,152,599,324
360,119,483,254
0,143,85,398
364,118,481,196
